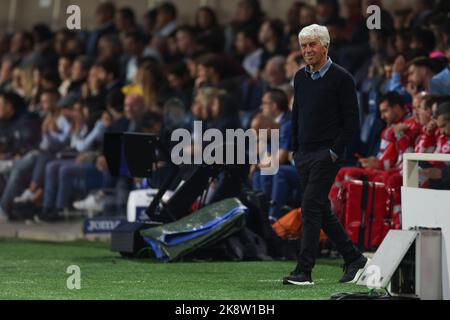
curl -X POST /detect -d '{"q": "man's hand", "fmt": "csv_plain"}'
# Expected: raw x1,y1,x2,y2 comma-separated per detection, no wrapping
75,153,90,164
406,81,418,97
359,156,379,169
393,123,408,136
421,167,442,180
96,155,108,172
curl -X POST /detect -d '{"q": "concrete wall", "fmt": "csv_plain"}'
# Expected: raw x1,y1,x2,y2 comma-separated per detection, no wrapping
0,0,416,32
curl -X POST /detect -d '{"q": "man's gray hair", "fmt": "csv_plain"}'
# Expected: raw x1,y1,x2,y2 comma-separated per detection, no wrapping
298,24,330,48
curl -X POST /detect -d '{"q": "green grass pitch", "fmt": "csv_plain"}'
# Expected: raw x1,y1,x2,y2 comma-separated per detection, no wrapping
0,239,367,300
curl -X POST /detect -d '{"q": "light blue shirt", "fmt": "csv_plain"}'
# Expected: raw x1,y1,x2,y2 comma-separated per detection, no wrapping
305,57,333,80
429,68,450,96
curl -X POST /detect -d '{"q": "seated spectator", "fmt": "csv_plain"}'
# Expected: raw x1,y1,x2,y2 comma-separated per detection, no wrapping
122,31,146,84
165,62,194,110
194,6,225,53
329,92,414,218
251,88,296,221
0,92,41,221
58,55,74,97
116,7,140,39
262,55,292,98
429,54,450,96
68,55,92,96
97,34,124,66
208,93,241,132
0,55,20,92
37,98,106,221
225,0,265,55
234,26,263,79
258,19,287,69
86,1,117,57
0,90,71,216
174,25,206,58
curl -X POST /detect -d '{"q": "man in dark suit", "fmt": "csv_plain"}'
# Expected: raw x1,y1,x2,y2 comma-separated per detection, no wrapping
284,24,368,286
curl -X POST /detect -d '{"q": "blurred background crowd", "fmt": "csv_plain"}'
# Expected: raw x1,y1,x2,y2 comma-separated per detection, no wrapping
0,0,450,224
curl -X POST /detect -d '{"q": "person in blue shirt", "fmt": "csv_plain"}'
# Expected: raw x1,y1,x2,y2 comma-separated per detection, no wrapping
251,88,298,221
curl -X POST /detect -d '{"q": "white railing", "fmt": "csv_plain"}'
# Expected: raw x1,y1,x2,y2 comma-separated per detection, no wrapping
403,153,450,187
402,153,450,300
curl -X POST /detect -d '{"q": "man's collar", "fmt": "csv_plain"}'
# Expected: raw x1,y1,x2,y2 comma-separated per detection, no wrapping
305,57,333,78
275,112,284,124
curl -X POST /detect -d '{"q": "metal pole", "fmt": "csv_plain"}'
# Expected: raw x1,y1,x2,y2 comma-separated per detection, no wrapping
52,0,61,30
8,0,18,32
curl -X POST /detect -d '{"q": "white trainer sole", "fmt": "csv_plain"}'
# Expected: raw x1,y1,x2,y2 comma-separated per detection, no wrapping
287,280,315,286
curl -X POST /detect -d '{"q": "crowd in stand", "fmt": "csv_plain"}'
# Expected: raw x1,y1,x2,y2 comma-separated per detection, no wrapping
0,0,450,224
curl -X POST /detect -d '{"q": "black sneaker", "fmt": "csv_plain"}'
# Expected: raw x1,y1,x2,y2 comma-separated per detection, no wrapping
339,255,369,283
283,272,314,286
34,210,63,223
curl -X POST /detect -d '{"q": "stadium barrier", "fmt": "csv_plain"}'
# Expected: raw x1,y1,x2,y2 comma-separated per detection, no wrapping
402,153,450,300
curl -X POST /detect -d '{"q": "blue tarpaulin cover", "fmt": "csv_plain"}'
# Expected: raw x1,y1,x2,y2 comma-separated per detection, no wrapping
141,198,248,261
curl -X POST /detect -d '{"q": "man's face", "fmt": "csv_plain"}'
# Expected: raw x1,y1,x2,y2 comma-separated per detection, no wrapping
258,22,272,44
71,61,87,82
379,101,398,125
40,93,58,113
418,104,432,126
58,58,72,81
0,61,13,83
124,37,138,56
407,64,421,86
0,97,14,120
234,33,248,55
264,61,285,86
124,94,144,121
261,93,275,118
176,31,192,55
437,115,450,138
300,36,327,67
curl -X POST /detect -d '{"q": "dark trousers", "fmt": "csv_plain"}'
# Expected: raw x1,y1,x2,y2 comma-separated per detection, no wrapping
295,149,361,273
